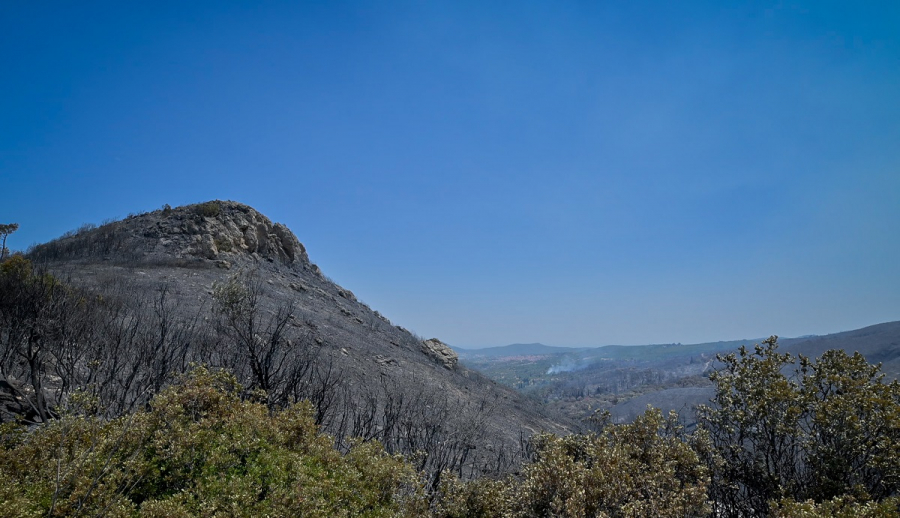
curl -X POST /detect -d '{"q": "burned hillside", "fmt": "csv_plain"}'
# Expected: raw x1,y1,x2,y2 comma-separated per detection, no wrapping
3,200,570,484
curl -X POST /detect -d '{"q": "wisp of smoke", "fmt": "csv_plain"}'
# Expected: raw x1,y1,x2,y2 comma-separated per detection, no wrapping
547,356,584,375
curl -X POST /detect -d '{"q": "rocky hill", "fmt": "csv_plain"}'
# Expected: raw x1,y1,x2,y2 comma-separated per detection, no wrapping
13,200,570,481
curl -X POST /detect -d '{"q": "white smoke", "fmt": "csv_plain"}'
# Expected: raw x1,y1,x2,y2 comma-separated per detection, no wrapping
547,356,586,375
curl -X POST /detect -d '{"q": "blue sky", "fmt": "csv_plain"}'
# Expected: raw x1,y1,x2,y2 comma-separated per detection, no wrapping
2,1,899,347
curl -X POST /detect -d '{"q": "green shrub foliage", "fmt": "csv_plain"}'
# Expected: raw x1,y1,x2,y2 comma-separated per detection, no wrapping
698,337,900,517
194,201,221,218
432,408,710,518
0,367,427,517
509,408,709,518
771,495,900,518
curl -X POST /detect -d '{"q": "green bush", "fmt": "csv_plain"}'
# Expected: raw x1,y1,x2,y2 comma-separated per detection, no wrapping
771,496,900,517
0,367,427,517
433,473,509,518
194,201,221,218
509,409,710,518
698,337,900,517
432,408,709,518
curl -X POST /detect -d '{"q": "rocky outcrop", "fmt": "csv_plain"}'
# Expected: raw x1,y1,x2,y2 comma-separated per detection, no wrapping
30,200,314,270
177,201,308,265
422,338,458,370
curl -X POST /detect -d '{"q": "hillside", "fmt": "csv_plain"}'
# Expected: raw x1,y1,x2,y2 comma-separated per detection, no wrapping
7,200,570,480
457,324,900,427
782,321,900,378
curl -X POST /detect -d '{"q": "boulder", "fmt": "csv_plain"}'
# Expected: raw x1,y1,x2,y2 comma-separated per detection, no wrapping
421,338,458,370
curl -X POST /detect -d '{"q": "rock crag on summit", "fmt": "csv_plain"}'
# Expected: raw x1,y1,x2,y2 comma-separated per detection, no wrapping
31,200,316,271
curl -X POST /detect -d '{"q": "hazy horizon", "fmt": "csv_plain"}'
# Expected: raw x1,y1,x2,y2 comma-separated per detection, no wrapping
450,331,830,350
3,2,898,347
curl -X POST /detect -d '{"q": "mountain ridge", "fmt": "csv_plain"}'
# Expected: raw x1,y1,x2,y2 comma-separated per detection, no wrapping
453,343,588,358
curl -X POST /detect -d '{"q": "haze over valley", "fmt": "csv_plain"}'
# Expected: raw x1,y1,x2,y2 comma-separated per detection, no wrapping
454,322,900,426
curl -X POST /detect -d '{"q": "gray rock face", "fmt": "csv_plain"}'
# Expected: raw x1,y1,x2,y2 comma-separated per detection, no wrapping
422,338,459,370
173,201,308,265
30,200,315,271
243,227,258,253
199,234,218,259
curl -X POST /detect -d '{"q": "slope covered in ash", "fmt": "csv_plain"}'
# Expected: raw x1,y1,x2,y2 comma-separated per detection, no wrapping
17,200,569,480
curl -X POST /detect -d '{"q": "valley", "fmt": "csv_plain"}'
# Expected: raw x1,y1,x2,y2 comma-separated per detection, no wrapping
456,323,900,428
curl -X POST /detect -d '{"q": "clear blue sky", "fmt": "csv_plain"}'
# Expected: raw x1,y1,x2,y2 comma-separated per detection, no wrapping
2,1,898,347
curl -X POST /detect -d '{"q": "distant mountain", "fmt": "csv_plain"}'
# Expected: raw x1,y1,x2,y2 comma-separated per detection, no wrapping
454,343,587,358
782,321,900,378
584,339,762,361
455,339,762,362
458,329,900,364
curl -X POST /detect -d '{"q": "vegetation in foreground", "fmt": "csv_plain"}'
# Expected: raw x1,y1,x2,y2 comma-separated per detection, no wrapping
0,367,713,517
0,367,426,518
2,351,898,517
1,254,899,516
